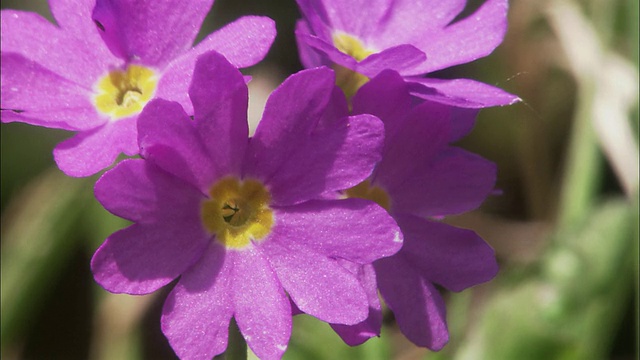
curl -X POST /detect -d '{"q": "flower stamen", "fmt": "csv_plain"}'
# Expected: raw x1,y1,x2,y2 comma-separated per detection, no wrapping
201,177,273,249
333,33,374,61
93,64,158,120
331,33,374,99
345,180,391,212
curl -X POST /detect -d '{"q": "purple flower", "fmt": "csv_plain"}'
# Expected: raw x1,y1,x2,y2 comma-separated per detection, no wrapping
295,0,519,107
331,71,499,349
1,0,275,177
90,51,403,359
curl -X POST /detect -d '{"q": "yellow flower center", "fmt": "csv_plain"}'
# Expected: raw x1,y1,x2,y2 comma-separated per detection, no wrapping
333,33,374,62
334,65,370,101
332,33,375,100
93,64,158,120
201,177,274,249
345,180,391,212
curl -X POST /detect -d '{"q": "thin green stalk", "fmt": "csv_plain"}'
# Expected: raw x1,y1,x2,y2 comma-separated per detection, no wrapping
550,0,604,232
224,318,247,360
0,170,91,352
633,189,640,360
555,80,601,232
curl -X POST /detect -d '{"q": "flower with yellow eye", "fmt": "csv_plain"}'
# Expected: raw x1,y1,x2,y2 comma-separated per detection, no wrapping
91,51,403,360
326,71,499,350
1,0,275,177
295,0,519,107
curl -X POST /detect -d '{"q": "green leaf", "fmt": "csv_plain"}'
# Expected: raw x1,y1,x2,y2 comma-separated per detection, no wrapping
456,199,636,360
1,170,92,352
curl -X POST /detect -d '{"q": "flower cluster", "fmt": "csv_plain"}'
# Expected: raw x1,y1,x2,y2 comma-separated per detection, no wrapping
2,0,275,176
1,0,514,359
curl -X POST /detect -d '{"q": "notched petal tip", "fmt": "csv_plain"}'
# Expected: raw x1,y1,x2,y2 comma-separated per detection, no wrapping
93,19,105,32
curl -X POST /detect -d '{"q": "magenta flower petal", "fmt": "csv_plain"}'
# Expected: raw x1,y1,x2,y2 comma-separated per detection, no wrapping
297,0,392,37
330,263,382,346
265,113,384,205
189,51,249,177
91,159,208,296
374,0,466,32
139,53,248,191
388,147,497,217
53,117,138,177
319,86,351,124
295,0,517,108
1,10,115,84
94,159,203,223
339,65,500,350
1,53,102,130
3,1,276,177
275,199,401,264
156,16,276,113
233,247,291,359
295,31,358,69
353,78,497,216
375,255,449,350
245,67,335,182
295,21,331,69
296,31,427,78
447,106,480,142
357,45,426,77
406,0,509,74
92,52,388,357
49,0,100,34
91,221,209,295
91,0,213,66
397,215,498,292
298,0,467,39
352,70,412,138
407,77,521,108
353,70,482,141
192,16,276,69
138,99,218,192
261,233,369,325
162,243,234,360
244,67,382,205
372,102,452,192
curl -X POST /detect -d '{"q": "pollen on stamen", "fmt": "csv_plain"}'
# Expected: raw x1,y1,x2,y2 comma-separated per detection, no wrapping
331,33,375,99
345,180,391,212
93,64,158,120
332,33,375,62
201,177,274,249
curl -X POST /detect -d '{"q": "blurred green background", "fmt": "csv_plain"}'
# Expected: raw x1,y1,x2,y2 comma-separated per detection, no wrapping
1,0,638,359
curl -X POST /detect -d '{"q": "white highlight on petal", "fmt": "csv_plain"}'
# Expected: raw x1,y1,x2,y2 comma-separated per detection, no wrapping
393,231,402,243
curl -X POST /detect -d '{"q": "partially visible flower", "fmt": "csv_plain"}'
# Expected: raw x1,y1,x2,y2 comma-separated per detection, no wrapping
1,0,275,177
295,0,519,107
91,51,403,359
330,70,499,349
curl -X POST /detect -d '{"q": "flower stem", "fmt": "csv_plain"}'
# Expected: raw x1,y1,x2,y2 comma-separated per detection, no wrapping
555,80,601,232
549,1,603,232
224,318,247,360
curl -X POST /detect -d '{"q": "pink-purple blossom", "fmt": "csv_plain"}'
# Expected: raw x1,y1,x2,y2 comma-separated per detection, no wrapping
330,70,499,349
1,0,275,177
90,51,403,359
295,0,519,107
